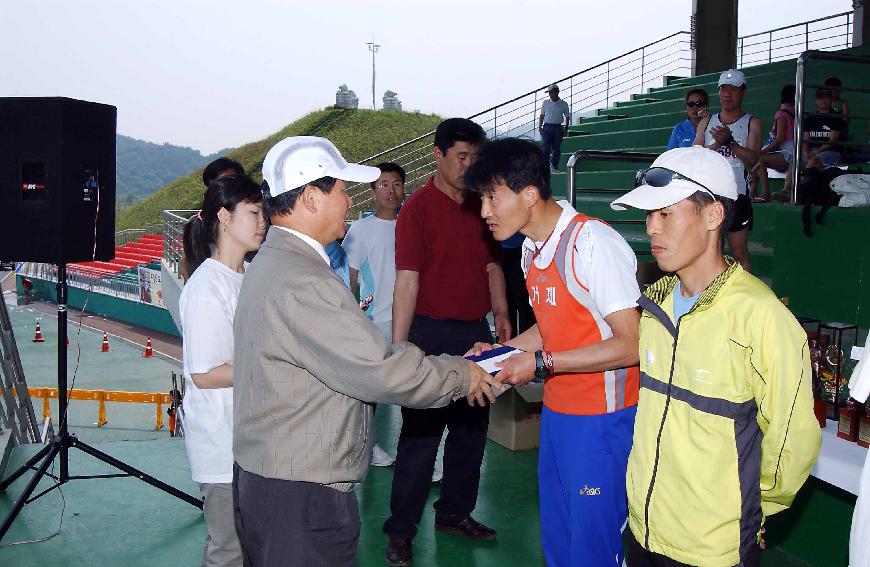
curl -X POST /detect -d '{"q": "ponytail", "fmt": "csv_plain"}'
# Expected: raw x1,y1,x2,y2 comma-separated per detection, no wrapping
182,213,212,275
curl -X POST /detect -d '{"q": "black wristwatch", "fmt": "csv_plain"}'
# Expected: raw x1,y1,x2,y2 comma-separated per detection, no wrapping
534,350,550,380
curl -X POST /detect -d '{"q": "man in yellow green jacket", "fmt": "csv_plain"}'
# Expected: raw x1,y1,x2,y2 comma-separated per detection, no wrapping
611,146,821,567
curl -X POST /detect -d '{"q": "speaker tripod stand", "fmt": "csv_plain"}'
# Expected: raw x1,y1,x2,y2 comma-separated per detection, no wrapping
0,264,202,542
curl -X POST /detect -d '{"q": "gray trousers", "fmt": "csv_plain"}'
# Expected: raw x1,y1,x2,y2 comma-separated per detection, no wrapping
200,482,244,567
233,464,360,567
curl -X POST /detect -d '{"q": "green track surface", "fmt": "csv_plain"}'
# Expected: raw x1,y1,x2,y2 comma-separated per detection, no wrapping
0,301,857,565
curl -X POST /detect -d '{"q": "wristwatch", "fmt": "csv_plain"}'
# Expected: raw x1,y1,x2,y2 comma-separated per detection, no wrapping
534,350,550,379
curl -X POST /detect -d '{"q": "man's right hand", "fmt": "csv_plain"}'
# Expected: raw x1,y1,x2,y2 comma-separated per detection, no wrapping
465,360,502,407
464,342,495,357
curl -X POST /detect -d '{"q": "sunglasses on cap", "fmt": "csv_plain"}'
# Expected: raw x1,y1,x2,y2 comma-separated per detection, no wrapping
634,167,717,200
685,100,707,108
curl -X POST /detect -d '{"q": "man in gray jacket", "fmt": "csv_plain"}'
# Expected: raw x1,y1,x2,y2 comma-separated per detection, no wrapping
232,136,497,567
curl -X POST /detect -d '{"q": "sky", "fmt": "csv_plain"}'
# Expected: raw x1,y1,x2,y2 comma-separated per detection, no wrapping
1,0,855,154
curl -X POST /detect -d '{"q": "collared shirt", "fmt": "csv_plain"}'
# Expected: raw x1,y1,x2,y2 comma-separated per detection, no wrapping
540,98,571,125
270,225,330,265
522,201,639,319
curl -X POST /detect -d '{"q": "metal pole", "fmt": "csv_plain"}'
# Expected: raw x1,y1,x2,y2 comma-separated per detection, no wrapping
739,37,743,68
366,41,380,110
640,47,645,93
791,53,807,204
606,62,610,108
57,263,68,483
768,31,772,63
805,23,809,51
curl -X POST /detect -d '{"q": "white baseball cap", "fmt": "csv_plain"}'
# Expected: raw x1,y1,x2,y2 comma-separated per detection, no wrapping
718,69,746,88
262,136,380,197
610,146,738,211
546,84,559,92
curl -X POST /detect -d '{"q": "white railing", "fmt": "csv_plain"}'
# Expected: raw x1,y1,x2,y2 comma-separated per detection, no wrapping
18,262,141,302
163,210,198,277
344,11,854,216
738,11,853,68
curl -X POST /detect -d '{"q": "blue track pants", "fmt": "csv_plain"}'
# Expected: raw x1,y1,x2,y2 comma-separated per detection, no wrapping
538,405,637,567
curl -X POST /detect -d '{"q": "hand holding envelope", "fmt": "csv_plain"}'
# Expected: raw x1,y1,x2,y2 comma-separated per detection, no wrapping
465,342,538,388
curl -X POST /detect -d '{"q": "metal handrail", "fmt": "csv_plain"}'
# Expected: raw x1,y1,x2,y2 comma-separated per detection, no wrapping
792,50,870,203
345,32,691,215
565,151,659,205
163,210,198,277
737,12,852,67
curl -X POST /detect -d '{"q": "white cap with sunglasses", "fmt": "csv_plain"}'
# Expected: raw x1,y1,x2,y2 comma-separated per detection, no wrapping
610,146,738,211
262,136,381,197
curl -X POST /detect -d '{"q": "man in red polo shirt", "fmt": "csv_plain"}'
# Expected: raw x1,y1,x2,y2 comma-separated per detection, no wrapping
383,118,510,566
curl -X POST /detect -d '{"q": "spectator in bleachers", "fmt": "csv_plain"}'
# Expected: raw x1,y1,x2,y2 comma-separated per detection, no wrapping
179,174,265,567
694,69,762,273
802,88,845,170
825,77,850,125
665,88,709,150
539,84,571,173
750,84,795,203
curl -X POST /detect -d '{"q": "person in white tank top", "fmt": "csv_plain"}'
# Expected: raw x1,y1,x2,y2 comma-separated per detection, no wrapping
693,69,762,273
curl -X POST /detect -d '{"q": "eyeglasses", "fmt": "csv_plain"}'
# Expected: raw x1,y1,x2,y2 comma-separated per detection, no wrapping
635,167,717,200
685,100,707,108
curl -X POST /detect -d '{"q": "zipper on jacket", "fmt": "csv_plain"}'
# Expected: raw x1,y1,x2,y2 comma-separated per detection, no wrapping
643,320,680,550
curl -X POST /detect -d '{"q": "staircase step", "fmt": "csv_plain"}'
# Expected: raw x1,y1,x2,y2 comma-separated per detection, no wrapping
576,114,628,125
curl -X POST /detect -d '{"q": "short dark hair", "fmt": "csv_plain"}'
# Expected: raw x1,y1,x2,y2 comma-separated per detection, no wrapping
434,118,486,155
464,138,551,200
685,191,735,236
202,157,244,187
780,84,796,103
824,76,842,88
262,176,337,218
684,88,709,106
816,88,833,99
371,162,406,188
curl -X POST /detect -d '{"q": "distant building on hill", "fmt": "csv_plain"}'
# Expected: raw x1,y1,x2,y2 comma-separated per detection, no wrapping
335,85,360,109
382,90,402,111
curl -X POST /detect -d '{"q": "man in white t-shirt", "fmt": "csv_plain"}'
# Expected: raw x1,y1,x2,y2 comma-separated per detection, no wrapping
342,162,405,468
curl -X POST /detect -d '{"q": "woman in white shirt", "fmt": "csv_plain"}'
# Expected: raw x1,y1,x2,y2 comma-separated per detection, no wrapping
180,175,265,567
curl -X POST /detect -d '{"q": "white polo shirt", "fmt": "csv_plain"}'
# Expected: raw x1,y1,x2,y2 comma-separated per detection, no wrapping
540,98,571,125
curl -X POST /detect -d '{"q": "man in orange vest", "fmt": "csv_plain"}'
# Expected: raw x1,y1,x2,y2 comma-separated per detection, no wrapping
465,137,641,565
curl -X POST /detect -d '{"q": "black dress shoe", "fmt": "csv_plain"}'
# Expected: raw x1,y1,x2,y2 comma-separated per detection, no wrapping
385,536,412,567
434,516,497,541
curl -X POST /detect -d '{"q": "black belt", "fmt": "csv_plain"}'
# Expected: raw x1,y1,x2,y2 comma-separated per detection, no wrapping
414,314,488,326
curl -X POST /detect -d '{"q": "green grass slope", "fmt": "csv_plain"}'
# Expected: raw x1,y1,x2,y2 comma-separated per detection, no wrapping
116,108,442,230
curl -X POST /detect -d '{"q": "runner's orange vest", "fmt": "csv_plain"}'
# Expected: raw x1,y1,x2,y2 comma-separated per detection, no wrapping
526,213,639,415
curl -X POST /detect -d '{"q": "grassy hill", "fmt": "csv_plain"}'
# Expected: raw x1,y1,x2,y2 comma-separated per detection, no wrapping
116,134,232,209
116,108,442,230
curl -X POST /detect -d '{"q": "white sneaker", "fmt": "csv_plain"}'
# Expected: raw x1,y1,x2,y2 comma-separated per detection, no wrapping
550,166,560,174
371,444,395,467
431,463,443,483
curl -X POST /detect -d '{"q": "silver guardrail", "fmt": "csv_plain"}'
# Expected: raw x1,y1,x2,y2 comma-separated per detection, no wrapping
792,50,870,203
18,262,141,302
738,11,853,68
344,31,693,216
565,150,660,206
163,210,199,277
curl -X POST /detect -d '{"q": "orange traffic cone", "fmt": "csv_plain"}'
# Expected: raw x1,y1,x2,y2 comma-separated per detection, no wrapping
143,337,154,358
32,321,45,343
100,332,110,353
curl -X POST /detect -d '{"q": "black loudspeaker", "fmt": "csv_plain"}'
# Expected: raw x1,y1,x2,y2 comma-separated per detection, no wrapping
0,97,116,263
